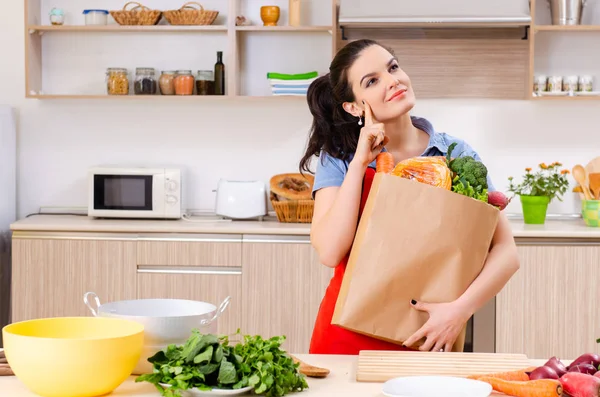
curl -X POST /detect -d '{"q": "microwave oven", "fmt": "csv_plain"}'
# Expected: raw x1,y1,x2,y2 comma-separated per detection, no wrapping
88,167,183,219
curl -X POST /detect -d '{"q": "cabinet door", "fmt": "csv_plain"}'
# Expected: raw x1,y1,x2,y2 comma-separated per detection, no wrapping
241,235,333,354
11,233,137,322
136,234,243,336
496,243,600,359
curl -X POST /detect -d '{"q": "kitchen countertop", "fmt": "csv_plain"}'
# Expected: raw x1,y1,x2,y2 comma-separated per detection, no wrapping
9,214,600,239
0,353,548,397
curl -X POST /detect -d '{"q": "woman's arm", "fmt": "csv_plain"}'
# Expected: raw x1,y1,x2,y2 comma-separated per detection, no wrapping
404,213,520,352
311,161,367,268
454,212,520,315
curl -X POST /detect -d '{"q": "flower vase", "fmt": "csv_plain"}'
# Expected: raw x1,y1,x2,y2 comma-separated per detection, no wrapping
520,195,550,224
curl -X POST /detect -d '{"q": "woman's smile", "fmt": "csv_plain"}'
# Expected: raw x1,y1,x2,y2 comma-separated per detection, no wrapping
387,88,407,102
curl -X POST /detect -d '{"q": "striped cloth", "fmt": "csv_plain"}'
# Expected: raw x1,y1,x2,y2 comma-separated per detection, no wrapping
267,72,319,96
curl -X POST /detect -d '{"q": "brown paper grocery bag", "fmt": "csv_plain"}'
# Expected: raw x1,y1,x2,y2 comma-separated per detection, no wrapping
331,173,499,352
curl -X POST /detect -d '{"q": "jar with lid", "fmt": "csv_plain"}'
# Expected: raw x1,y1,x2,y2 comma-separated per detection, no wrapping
159,71,176,95
134,68,157,95
196,70,215,95
174,70,195,95
106,68,129,95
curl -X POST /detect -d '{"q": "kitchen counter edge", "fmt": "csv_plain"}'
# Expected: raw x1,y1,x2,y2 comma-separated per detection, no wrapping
9,215,600,240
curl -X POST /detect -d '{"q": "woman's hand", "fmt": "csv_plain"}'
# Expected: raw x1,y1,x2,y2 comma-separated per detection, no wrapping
352,101,389,169
403,299,473,352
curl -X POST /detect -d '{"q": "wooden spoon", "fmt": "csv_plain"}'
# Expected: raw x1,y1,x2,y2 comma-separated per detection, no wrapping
572,165,594,200
290,354,330,378
589,173,600,200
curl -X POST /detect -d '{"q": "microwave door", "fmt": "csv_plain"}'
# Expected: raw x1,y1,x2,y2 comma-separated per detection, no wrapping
94,175,153,212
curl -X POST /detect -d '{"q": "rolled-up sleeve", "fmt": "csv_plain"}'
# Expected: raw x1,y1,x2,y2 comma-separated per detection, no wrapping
311,152,347,198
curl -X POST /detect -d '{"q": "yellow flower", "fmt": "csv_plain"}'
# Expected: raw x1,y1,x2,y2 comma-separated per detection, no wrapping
525,167,532,172
540,163,548,169
561,169,570,175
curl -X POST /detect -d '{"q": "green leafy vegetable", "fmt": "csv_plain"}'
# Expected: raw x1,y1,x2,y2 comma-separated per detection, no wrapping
446,142,489,203
135,329,308,397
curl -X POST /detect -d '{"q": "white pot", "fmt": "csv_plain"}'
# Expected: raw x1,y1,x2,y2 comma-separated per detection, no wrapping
83,292,230,374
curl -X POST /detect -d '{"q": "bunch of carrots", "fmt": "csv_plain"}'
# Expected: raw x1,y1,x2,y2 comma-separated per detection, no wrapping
467,368,563,397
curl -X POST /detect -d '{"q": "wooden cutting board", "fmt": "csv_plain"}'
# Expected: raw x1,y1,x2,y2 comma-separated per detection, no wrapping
357,350,532,382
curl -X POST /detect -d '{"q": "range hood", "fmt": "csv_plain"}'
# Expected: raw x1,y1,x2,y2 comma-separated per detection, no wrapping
339,0,531,28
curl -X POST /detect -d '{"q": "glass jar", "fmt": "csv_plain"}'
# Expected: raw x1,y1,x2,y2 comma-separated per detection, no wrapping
196,70,215,95
159,71,176,95
106,68,129,95
134,68,157,95
49,8,65,26
174,70,195,95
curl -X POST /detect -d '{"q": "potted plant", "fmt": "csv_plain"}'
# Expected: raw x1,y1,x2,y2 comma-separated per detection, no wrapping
508,162,570,224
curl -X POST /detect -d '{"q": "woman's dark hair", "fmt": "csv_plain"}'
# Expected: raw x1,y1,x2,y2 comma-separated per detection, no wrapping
299,39,391,174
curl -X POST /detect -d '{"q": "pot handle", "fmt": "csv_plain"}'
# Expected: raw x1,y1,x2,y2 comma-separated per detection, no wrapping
200,296,231,326
83,291,102,317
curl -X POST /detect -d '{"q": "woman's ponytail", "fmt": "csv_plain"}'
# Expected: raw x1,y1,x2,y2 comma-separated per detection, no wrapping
299,39,384,175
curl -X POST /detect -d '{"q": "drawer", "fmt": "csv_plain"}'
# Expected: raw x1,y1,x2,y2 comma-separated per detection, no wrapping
136,233,242,268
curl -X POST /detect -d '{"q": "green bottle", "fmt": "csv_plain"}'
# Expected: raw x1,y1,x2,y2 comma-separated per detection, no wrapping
214,51,225,96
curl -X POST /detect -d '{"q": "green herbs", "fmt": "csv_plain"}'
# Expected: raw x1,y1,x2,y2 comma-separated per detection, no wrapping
446,142,489,203
135,330,308,397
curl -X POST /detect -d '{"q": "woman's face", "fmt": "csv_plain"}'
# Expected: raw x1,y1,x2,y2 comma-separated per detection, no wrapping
343,45,416,122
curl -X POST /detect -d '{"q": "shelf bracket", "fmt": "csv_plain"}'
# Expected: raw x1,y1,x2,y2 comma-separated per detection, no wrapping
521,26,529,40
341,26,347,40
28,28,37,34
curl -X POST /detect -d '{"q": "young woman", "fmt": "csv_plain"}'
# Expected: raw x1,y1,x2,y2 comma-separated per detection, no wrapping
299,39,520,355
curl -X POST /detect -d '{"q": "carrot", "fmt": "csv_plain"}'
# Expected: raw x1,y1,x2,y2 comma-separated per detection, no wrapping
477,376,563,397
467,366,537,381
376,152,394,174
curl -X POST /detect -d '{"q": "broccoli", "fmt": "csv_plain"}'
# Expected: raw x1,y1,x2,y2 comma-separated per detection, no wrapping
450,156,488,191
446,142,489,197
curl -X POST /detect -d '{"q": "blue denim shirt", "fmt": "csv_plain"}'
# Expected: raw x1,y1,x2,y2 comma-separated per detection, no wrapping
312,116,495,198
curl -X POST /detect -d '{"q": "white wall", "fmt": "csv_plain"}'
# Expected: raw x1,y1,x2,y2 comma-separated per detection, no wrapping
3,0,600,218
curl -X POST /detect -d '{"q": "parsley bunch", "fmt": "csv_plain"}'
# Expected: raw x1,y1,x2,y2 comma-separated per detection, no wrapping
135,330,308,397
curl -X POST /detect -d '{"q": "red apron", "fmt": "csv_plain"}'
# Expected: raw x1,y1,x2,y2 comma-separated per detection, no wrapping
309,167,414,355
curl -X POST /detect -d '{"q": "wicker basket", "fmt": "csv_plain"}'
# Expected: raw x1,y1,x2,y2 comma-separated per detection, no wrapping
163,2,219,26
271,196,314,223
110,2,162,25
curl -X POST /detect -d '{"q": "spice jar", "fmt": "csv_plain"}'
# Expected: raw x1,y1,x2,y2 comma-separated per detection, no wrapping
159,71,176,95
106,68,129,95
196,70,215,95
174,70,195,95
134,68,157,95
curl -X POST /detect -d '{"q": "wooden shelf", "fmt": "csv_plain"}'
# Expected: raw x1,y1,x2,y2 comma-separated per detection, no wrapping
235,26,333,32
27,94,307,100
534,25,600,32
28,25,228,33
531,95,600,100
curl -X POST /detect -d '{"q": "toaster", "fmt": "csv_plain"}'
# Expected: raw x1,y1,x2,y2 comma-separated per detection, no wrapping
214,179,268,219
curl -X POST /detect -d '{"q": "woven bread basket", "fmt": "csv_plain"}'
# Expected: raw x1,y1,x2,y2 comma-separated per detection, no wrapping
270,194,314,224
110,2,162,25
163,2,219,26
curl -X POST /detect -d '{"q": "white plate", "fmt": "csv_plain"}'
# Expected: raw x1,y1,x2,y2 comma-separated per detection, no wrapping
382,376,492,397
575,91,600,96
159,383,253,396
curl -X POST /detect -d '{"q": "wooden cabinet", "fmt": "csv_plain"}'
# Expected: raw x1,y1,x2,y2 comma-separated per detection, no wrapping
11,232,137,322
496,242,600,359
240,235,333,354
135,234,243,336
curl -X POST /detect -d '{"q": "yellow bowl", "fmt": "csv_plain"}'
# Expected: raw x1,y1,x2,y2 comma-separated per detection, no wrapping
2,317,144,397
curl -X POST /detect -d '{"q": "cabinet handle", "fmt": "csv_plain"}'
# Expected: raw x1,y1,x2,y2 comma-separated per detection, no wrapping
137,265,242,275
137,233,242,243
243,235,310,244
